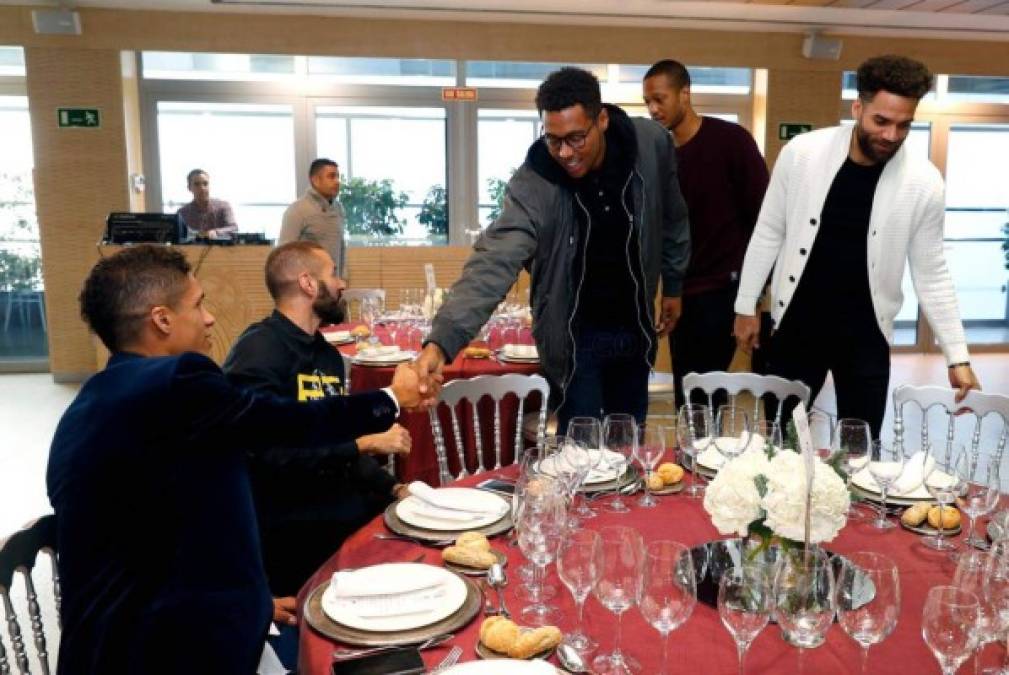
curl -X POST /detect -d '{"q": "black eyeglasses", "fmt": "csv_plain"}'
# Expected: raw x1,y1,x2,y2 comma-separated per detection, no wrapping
542,119,597,152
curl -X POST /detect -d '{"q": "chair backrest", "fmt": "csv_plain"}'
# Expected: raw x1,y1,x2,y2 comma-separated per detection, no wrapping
681,371,812,426
0,514,59,675
428,374,550,485
342,289,386,321
893,384,1009,468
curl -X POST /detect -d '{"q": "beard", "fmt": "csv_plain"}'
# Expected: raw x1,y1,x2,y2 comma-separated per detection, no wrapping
313,280,346,325
855,121,901,164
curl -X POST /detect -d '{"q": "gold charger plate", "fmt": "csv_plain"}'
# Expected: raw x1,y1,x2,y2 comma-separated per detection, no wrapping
444,549,508,577
384,501,514,543
304,572,482,647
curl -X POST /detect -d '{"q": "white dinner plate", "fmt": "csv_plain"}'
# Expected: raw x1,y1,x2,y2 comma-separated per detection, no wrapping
442,660,558,674
323,331,354,345
694,436,779,471
396,488,510,531
351,350,416,365
320,563,467,632
536,448,623,485
850,466,955,501
496,351,539,364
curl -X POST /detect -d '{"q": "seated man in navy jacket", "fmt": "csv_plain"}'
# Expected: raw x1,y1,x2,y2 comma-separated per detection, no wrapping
46,245,428,675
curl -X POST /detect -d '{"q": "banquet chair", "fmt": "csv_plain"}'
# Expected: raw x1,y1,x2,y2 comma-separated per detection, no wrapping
341,288,385,322
0,515,59,675
893,384,1009,471
429,374,550,486
681,371,811,426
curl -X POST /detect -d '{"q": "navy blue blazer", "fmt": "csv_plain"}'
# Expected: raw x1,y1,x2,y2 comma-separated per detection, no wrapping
47,351,397,675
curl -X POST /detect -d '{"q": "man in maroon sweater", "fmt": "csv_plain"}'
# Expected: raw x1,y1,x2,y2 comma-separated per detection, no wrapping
643,60,770,409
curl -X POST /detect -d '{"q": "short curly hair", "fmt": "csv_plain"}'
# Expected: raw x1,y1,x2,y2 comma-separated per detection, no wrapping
535,67,602,118
857,55,933,102
80,245,192,352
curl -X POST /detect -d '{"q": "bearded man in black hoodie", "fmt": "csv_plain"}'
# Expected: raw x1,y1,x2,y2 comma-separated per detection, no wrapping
417,67,690,431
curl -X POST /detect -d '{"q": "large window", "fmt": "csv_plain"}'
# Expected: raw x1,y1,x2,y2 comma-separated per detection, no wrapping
156,101,296,240
315,106,448,246
142,52,755,246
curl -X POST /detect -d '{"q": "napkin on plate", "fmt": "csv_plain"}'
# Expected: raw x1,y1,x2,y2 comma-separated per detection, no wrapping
893,451,935,494
357,345,401,358
408,482,505,515
331,565,447,618
502,344,538,359
324,330,352,343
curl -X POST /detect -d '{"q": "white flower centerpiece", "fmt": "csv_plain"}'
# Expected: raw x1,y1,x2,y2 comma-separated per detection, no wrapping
702,439,850,556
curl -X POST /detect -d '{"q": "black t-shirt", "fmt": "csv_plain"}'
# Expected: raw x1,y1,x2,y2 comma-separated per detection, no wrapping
787,157,885,327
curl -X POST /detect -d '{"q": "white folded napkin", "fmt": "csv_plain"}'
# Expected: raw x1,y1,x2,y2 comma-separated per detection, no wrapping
408,482,505,515
330,565,447,618
324,330,351,343
357,345,400,358
893,451,934,495
502,344,538,359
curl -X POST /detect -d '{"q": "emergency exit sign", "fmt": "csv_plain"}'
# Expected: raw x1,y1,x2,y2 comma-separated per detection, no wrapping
778,122,812,140
442,87,478,102
57,107,101,128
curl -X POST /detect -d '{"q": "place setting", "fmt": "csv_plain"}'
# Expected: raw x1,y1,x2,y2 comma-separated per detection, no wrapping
384,480,514,545
497,343,539,364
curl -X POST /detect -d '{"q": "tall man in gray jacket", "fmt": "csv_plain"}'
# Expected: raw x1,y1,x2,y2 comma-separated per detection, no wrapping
416,67,690,430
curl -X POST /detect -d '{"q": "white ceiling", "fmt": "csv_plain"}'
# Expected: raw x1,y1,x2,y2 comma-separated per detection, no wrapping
7,0,1009,38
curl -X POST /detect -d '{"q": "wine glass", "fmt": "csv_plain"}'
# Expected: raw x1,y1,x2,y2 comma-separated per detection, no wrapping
981,541,1009,675
773,548,836,649
557,529,603,654
962,454,1001,551
922,585,981,675
517,481,565,625
713,405,751,463
567,417,603,518
676,404,712,498
836,552,900,674
922,449,968,552
511,465,557,602
639,540,696,674
752,419,783,456
953,549,1001,646
602,414,637,513
634,424,666,508
806,411,834,462
718,565,773,675
832,418,871,519
867,440,906,530
593,526,645,674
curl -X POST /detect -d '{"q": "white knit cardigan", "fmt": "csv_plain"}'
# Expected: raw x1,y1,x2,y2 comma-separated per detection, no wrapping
735,125,969,365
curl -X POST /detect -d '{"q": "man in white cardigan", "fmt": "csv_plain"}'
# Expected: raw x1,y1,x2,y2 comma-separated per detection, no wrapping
733,55,979,437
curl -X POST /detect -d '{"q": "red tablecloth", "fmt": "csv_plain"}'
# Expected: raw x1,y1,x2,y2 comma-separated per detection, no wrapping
299,461,1003,674
322,324,541,484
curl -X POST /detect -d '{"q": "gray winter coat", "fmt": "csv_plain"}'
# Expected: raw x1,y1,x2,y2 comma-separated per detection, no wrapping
427,109,690,392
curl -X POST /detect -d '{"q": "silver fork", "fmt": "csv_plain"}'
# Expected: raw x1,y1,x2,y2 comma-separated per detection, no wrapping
430,645,463,673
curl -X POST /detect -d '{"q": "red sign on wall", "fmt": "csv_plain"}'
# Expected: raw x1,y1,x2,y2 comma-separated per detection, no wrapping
441,87,479,102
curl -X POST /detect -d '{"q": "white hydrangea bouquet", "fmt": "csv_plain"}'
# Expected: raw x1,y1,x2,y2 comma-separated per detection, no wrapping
702,440,850,554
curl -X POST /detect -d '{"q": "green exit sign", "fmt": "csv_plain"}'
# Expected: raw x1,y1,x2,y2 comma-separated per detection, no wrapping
57,107,101,128
778,122,812,140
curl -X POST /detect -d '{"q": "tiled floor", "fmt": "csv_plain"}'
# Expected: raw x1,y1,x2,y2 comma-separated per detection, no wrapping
0,352,1006,672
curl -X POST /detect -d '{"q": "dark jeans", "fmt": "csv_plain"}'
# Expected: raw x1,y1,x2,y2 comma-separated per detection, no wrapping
672,282,740,410
763,310,891,439
558,324,652,432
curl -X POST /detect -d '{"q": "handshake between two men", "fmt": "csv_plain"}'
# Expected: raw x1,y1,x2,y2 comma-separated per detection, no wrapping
387,342,446,411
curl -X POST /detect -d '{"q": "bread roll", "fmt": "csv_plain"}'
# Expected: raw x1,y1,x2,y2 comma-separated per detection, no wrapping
928,505,961,530
442,545,497,569
507,626,563,659
480,616,520,654
901,502,930,527
647,473,665,491
351,325,370,338
455,531,491,551
464,346,492,358
657,463,685,485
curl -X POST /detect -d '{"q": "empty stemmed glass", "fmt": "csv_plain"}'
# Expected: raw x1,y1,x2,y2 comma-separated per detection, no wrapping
922,585,982,675
634,424,666,508
676,404,712,498
867,440,907,530
639,540,696,674
602,414,637,513
836,552,900,674
922,449,968,552
962,454,1001,551
954,549,1004,649
752,419,783,456
713,405,752,464
718,565,773,675
981,542,1009,675
773,548,836,649
516,478,565,625
593,526,645,674
556,529,603,654
832,418,871,519
567,417,604,519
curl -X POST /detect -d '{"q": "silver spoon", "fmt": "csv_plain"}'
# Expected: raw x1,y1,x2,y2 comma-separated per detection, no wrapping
557,643,590,673
487,562,512,619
